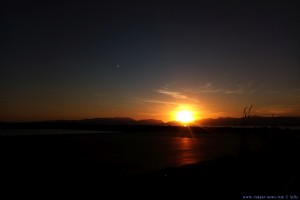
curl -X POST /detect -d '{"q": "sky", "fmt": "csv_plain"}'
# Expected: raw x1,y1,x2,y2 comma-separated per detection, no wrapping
1,0,299,122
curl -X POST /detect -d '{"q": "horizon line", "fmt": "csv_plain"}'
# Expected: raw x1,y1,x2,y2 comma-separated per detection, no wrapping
2,115,300,123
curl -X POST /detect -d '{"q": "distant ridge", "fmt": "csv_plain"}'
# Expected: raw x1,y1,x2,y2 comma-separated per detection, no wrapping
2,116,300,128
80,118,165,125
198,116,300,126
138,119,165,125
81,117,136,125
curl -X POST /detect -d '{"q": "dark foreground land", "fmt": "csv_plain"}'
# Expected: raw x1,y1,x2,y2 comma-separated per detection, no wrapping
2,126,299,198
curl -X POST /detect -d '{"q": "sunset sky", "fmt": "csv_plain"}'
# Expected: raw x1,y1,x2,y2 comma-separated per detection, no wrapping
1,0,299,122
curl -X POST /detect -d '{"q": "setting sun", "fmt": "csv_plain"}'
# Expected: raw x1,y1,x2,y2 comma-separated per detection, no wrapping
176,110,195,123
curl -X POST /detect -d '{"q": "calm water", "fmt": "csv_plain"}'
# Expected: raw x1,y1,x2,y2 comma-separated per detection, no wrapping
2,129,263,175
95,133,262,174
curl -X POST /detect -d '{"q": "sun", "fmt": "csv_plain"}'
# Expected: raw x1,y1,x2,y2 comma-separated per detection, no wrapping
176,110,195,123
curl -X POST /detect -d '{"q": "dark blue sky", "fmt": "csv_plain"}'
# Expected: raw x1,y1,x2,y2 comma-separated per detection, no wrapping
1,0,299,121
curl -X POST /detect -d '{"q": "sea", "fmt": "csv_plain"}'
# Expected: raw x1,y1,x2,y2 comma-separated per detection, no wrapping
2,128,266,175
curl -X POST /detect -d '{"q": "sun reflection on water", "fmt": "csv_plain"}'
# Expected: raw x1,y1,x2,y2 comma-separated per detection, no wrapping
176,137,201,166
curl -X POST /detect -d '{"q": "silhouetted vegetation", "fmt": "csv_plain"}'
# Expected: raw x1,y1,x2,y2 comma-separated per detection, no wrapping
243,105,253,126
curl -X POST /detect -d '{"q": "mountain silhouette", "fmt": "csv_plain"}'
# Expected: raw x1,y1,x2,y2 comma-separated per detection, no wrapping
2,116,300,130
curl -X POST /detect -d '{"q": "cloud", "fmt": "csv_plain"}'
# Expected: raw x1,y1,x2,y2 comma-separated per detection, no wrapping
156,89,187,99
155,88,200,103
187,82,256,94
139,98,179,105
